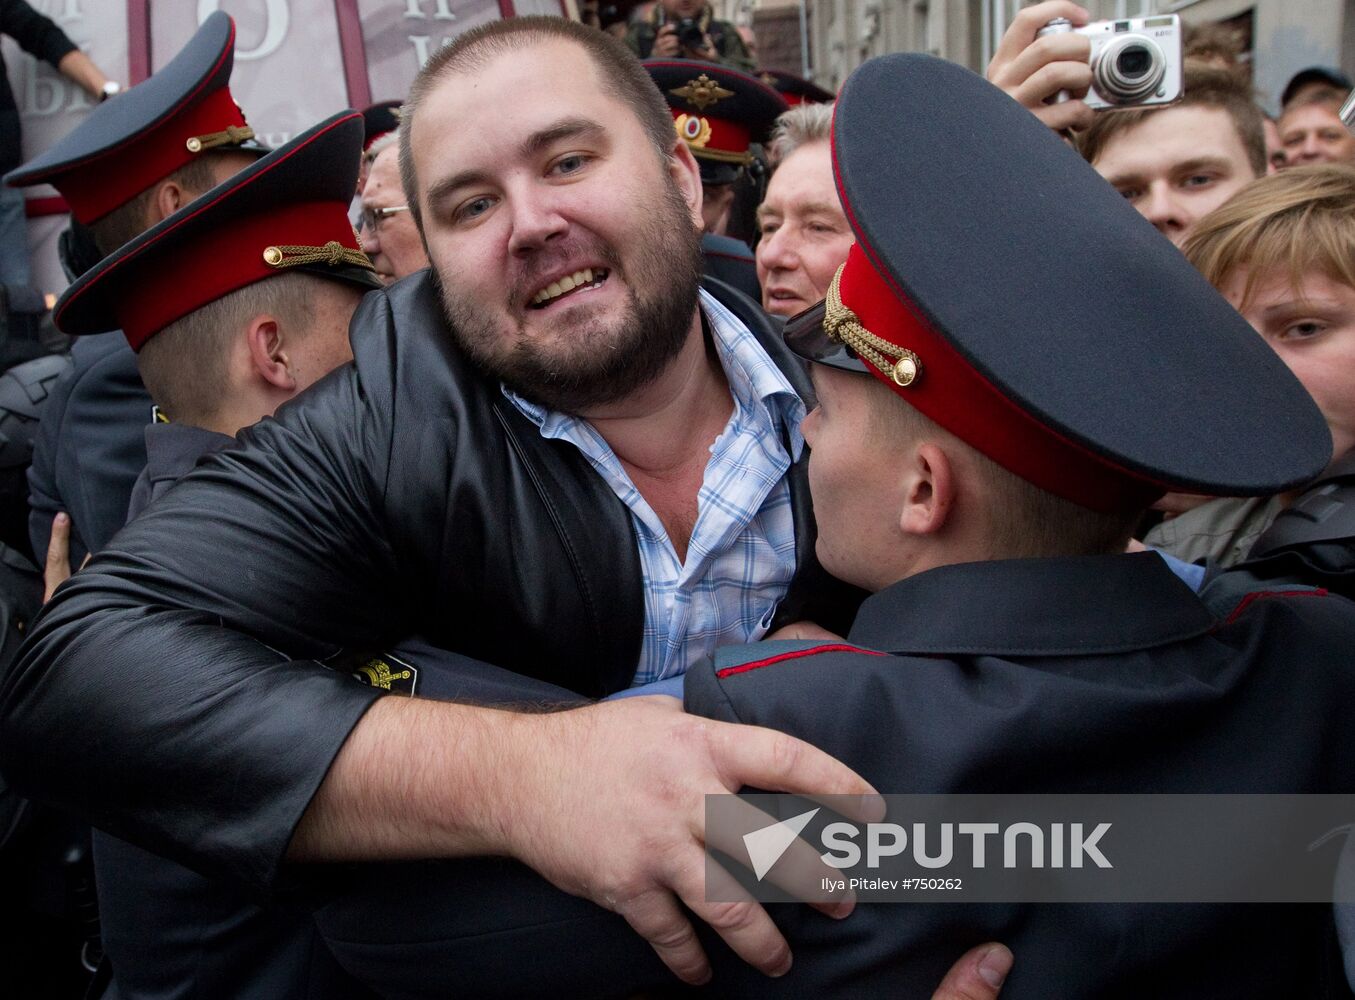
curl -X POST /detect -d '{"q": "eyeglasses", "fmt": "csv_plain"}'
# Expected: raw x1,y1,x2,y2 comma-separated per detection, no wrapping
359,204,410,233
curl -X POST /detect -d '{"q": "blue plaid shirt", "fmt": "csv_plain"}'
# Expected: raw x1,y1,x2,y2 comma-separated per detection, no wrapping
504,289,805,685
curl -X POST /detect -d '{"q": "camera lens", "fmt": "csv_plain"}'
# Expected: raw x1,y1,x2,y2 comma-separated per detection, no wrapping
1116,46,1151,79
1093,35,1166,103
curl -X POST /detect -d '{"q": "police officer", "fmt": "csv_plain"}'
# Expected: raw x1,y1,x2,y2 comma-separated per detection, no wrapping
645,58,786,301
6,12,265,567
682,54,1355,996
757,68,834,106
49,111,385,1000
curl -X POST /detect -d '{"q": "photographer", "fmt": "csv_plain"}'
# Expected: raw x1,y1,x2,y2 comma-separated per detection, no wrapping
626,0,754,72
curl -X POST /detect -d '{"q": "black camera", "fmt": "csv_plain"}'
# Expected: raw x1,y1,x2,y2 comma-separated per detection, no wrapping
674,17,706,50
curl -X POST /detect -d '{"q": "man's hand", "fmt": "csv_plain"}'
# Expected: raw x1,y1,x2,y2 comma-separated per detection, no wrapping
987,1,1094,135
498,696,883,985
932,943,1013,999
651,23,682,58
43,513,73,603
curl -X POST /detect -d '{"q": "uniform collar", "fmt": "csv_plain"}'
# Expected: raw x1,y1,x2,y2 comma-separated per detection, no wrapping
848,552,1216,657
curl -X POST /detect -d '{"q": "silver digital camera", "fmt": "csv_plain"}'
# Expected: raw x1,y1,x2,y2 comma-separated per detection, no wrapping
1037,13,1183,111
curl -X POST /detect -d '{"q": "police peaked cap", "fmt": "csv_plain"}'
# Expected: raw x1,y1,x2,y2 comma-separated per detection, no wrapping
786,53,1331,511
362,99,403,150
758,69,835,106
7,11,266,223
645,59,787,186
55,111,380,350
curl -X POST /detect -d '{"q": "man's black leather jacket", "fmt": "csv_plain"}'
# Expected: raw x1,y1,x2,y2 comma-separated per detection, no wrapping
0,272,860,893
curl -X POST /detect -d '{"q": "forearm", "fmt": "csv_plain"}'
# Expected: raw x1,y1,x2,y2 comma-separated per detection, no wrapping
56,49,108,99
289,695,535,862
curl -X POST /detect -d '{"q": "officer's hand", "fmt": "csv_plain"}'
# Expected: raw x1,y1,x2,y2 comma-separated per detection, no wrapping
652,24,682,58
931,943,1013,1000
43,512,73,603
765,620,843,642
500,695,883,986
987,0,1094,135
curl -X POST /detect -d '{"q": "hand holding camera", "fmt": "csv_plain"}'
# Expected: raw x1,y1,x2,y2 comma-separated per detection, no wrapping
987,1,1095,134
653,20,715,59
989,1,1184,138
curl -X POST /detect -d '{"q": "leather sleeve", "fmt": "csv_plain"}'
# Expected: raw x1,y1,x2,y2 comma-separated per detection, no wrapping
0,296,414,893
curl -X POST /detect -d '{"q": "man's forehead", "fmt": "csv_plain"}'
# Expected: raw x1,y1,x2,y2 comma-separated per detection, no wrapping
423,38,605,117
1099,106,1245,171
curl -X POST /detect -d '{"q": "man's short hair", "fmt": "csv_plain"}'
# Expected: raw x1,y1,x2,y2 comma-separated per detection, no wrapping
364,129,400,165
1077,61,1267,178
873,388,1140,557
398,15,674,233
1182,21,1245,70
1183,162,1355,311
136,272,325,425
87,156,221,257
768,102,834,165
1277,85,1347,126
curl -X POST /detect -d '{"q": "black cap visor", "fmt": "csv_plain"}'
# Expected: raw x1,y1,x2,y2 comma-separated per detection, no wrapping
783,300,870,375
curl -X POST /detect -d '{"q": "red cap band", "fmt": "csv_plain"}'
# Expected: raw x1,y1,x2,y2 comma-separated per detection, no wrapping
670,109,752,163
111,201,359,351
836,241,1166,513
56,86,250,223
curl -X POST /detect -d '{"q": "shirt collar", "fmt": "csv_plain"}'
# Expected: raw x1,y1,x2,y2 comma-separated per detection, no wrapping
848,552,1217,656
504,289,805,457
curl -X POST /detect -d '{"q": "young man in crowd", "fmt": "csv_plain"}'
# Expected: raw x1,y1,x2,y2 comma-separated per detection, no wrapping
1146,164,1355,569
986,2,1264,248
754,102,854,318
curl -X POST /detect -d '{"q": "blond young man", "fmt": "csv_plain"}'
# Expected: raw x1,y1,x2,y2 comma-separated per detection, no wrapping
1147,164,1355,567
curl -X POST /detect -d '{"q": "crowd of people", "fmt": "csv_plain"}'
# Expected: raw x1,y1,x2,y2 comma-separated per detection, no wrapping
0,0,1354,997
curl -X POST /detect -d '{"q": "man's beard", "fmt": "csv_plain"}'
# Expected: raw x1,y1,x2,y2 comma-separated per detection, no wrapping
434,176,705,414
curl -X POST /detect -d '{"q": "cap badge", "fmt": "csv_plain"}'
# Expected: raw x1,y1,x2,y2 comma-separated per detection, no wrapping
760,72,777,87
186,123,255,153
262,240,375,272
674,113,712,148
670,74,734,111
825,265,921,388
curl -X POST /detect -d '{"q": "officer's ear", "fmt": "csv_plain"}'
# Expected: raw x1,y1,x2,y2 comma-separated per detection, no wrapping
150,178,193,224
667,139,705,232
898,441,956,538
245,314,298,393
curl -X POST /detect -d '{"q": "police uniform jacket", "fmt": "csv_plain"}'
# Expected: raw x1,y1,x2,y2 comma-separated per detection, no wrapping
26,331,151,565
0,271,859,893
680,552,1355,998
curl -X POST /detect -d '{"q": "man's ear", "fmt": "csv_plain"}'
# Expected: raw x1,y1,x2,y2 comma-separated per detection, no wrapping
245,315,296,393
667,140,705,232
151,179,191,223
898,442,956,537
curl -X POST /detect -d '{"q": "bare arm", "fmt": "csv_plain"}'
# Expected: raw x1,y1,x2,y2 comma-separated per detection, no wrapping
56,49,111,99
294,693,881,985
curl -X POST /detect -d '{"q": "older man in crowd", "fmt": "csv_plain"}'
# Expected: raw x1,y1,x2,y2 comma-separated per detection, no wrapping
755,102,853,318
359,133,429,284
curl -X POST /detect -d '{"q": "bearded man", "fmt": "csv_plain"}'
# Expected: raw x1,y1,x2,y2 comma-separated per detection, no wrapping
2,15,873,989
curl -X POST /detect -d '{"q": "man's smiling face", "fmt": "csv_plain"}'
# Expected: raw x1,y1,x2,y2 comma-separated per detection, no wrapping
410,38,705,412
